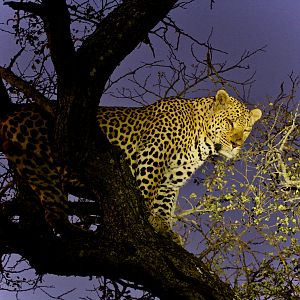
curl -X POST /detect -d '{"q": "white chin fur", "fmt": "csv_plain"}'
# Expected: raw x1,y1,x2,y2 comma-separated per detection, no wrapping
219,148,240,159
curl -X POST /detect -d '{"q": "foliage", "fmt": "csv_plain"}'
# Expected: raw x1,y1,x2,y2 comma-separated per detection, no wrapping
176,75,300,299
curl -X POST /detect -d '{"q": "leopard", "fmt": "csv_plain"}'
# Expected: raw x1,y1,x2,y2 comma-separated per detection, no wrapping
0,105,72,233
97,89,262,244
0,89,262,244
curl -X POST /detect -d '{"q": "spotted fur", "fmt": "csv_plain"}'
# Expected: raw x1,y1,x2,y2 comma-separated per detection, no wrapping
0,105,72,232
0,90,261,243
98,90,262,244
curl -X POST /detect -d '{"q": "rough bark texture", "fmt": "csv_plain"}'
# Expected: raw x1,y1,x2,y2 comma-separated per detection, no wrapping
0,1,238,299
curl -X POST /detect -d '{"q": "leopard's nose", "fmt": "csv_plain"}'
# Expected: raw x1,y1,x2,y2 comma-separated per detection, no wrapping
231,139,242,148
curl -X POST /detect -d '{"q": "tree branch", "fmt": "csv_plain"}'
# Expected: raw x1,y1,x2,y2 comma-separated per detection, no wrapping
4,1,43,15
0,67,53,113
6,0,76,86
39,0,76,87
76,0,178,100
0,225,236,299
0,75,14,116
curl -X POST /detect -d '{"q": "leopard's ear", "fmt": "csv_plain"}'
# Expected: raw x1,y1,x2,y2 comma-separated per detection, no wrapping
213,89,232,111
250,108,262,123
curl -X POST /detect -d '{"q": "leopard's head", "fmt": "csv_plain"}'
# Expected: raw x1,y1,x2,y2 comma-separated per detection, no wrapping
207,89,262,159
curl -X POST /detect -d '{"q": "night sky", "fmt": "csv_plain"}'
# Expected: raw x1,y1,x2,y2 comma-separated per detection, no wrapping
0,1,299,299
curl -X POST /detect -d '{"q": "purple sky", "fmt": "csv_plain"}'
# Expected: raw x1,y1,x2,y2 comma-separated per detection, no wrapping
0,1,300,299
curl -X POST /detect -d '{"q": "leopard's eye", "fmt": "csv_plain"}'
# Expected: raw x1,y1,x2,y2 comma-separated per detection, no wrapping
226,118,234,129
243,127,252,134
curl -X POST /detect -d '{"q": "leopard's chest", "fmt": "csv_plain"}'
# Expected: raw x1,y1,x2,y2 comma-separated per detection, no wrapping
163,139,210,187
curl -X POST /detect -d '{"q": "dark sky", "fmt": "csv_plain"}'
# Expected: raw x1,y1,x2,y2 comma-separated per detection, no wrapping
0,1,299,299
177,1,300,102
101,0,300,106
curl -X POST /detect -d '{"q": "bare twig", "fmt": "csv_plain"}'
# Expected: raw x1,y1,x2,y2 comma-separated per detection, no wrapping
0,67,53,113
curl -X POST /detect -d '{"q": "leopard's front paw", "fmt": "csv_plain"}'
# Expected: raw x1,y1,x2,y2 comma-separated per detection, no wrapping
148,215,183,246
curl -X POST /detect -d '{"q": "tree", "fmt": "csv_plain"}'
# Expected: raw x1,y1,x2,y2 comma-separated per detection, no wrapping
0,1,241,299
